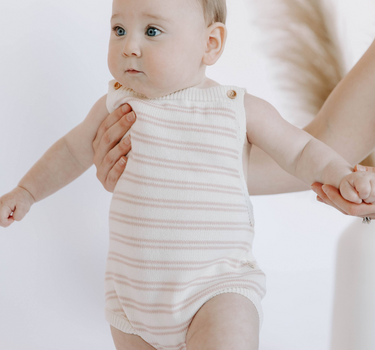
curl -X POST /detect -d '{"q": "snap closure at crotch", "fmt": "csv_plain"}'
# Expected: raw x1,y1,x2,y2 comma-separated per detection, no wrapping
227,90,237,99
114,82,122,90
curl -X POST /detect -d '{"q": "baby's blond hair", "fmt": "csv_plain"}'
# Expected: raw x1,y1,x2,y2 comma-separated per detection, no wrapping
197,0,227,25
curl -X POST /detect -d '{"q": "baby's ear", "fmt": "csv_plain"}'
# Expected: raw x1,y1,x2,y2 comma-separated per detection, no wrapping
203,23,227,66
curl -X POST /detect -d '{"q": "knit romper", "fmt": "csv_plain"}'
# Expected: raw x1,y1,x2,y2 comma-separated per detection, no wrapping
104,79,267,350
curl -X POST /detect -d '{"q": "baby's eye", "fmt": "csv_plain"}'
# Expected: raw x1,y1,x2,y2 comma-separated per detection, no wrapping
146,27,161,37
113,26,126,36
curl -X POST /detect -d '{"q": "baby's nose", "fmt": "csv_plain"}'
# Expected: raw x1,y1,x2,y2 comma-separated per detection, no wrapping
122,38,141,58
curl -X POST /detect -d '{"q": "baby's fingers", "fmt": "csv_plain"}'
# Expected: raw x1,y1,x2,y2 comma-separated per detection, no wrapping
340,180,362,204
0,205,15,228
353,176,373,201
363,179,375,203
11,202,31,222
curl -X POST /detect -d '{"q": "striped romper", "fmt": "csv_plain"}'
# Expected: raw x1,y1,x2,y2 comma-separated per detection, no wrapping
104,79,267,350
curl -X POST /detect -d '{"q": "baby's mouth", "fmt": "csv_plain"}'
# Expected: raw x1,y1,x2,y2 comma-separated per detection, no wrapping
126,69,143,75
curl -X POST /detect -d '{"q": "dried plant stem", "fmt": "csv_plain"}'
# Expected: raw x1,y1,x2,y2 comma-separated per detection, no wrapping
254,0,375,166
254,0,344,116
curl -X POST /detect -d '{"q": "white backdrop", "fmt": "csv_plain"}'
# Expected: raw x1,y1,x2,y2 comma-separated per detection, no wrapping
0,0,374,349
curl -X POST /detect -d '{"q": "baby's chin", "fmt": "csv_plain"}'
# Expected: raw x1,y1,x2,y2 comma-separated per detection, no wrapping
117,78,181,99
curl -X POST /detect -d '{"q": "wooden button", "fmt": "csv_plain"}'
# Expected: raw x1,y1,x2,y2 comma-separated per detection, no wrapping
114,82,122,90
227,90,237,99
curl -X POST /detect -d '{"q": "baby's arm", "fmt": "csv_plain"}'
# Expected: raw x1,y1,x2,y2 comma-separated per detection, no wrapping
0,94,110,227
245,94,369,203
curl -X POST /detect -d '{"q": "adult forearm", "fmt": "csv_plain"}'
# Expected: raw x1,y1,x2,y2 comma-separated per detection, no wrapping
17,137,89,202
247,39,375,196
304,38,375,166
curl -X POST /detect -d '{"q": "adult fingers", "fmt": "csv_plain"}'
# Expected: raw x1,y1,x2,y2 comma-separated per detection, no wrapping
94,110,135,169
93,103,133,156
354,164,375,173
93,103,131,150
103,155,129,193
96,136,132,192
310,183,347,214
322,184,375,218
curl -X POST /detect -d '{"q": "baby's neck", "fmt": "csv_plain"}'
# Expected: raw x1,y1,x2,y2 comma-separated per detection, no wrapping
189,76,220,89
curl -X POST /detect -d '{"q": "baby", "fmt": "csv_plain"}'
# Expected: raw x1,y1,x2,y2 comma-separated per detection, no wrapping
1,0,375,349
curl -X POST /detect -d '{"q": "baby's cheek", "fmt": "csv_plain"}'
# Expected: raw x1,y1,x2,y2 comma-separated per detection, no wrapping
108,55,119,75
147,53,170,77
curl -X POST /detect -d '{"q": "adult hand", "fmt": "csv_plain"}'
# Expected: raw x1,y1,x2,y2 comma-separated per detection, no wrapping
93,103,136,192
310,164,375,219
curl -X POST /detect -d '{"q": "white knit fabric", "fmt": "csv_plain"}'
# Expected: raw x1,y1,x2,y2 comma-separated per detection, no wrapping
104,79,266,350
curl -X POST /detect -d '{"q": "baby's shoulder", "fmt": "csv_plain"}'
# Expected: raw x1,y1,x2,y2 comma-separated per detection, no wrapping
244,92,276,114
243,92,280,124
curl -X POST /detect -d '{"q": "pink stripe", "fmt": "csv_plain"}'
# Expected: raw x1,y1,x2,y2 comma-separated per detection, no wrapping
109,232,251,249
126,97,237,119
110,213,249,226
131,134,238,160
107,240,250,255
120,175,243,196
136,114,237,139
136,110,237,134
110,197,248,212
109,216,251,231
106,254,254,271
124,170,241,190
120,175,242,195
105,270,255,288
111,279,265,313
131,129,238,156
129,154,241,179
105,279,265,308
113,192,247,208
130,151,239,174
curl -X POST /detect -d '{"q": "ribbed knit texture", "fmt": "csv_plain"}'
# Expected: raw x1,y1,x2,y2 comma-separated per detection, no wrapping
104,80,266,350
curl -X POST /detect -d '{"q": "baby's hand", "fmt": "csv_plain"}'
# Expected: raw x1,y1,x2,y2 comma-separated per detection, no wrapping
0,187,35,228
339,171,375,204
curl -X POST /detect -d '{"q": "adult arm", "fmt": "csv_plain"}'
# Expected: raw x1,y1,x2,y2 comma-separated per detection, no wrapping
246,38,375,195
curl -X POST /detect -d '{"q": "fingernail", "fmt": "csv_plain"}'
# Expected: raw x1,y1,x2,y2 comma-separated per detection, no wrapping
124,135,131,145
322,186,328,193
127,112,135,122
356,164,366,171
122,104,131,113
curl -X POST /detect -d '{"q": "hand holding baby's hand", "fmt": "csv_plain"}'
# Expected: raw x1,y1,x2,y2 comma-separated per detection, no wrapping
0,187,35,228
339,171,375,204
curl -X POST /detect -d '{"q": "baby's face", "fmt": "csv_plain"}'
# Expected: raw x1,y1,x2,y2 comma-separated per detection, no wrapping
108,0,208,98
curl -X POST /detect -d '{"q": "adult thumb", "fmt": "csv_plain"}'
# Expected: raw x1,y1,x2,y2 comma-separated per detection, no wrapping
354,164,375,172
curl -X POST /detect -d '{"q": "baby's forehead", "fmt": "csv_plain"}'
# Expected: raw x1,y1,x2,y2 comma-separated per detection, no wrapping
111,0,203,22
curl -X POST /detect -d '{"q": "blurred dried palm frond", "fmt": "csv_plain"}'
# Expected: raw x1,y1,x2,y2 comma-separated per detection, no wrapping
254,0,375,166
254,0,344,116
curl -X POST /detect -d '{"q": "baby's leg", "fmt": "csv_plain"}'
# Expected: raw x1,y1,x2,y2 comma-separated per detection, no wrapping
110,325,157,350
186,293,259,350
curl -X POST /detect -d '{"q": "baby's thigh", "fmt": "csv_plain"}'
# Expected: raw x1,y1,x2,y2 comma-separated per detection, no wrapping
186,293,259,350
110,325,157,350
